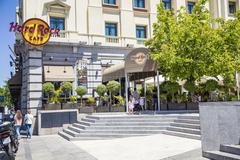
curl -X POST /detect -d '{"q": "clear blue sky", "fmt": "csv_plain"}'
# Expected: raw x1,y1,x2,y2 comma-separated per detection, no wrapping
0,0,18,87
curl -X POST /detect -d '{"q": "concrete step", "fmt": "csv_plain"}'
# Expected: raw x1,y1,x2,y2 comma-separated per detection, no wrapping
58,131,74,141
74,125,167,130
81,118,176,123
63,128,79,137
174,119,200,125
77,130,164,134
220,144,240,156
86,115,180,120
177,116,200,120
170,122,200,129
75,122,171,127
167,126,201,135
162,130,201,140
203,151,240,160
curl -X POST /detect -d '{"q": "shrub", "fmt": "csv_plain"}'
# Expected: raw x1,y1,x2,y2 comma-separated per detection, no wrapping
160,81,180,102
76,86,87,106
205,80,219,92
96,84,107,97
114,96,124,107
69,96,77,103
43,82,55,102
60,82,72,102
86,97,95,106
106,80,120,106
50,89,62,104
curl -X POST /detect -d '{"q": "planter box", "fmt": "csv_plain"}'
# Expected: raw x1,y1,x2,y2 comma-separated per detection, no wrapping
79,106,94,114
167,102,186,110
44,104,61,110
186,102,199,110
96,106,109,112
62,103,80,110
111,106,125,112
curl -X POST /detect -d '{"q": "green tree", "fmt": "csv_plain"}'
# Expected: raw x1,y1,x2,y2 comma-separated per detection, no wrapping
106,80,120,107
43,82,55,103
60,82,73,102
160,81,180,102
0,81,12,107
146,0,233,84
76,86,87,106
96,84,107,106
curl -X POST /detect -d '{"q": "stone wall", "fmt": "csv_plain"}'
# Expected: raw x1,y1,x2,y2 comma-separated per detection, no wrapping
199,102,240,152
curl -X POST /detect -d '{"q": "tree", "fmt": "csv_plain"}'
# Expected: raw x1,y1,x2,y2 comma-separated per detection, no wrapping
146,0,233,84
76,86,87,106
43,82,55,103
96,84,107,106
160,81,180,102
106,80,120,107
60,82,73,102
0,81,12,107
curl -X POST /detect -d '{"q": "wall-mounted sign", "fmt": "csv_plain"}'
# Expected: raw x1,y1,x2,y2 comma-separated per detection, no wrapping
10,18,60,46
131,52,148,65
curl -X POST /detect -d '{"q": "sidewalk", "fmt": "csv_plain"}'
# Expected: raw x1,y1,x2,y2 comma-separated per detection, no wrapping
16,135,97,160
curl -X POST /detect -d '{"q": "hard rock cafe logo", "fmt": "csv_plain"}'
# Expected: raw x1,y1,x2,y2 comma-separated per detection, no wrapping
131,52,148,65
9,18,60,46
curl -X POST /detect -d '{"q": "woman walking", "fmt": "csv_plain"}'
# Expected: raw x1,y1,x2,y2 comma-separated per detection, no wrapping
14,110,23,139
24,110,33,139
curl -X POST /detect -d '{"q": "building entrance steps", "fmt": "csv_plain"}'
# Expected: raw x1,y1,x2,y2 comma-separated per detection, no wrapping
59,113,201,141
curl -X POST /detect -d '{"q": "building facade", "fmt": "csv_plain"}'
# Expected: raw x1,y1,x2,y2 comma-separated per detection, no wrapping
10,0,240,132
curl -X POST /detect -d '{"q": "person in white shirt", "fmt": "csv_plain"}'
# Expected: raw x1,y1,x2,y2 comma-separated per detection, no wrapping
24,110,33,139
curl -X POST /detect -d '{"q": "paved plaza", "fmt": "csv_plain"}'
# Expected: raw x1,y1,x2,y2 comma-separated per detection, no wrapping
15,134,207,160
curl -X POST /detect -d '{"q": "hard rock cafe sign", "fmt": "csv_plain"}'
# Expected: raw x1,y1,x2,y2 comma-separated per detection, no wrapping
131,52,148,65
9,18,60,46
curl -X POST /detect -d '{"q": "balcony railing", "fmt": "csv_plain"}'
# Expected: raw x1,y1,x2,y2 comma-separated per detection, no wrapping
137,39,146,45
51,31,66,38
106,36,119,43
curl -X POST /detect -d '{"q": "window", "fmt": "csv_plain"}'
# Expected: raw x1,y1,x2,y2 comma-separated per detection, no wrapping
187,1,195,14
103,0,116,5
229,1,236,14
136,26,147,38
50,17,65,30
163,0,171,10
105,23,117,36
134,0,145,8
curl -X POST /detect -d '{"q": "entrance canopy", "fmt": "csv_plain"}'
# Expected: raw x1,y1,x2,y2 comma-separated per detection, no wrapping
44,66,75,82
103,48,156,82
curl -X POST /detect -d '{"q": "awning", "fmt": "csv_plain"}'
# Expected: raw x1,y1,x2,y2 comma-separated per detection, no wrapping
44,66,75,82
102,62,125,82
8,71,22,87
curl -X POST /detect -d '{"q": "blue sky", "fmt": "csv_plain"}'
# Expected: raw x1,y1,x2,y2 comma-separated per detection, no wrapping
0,0,18,87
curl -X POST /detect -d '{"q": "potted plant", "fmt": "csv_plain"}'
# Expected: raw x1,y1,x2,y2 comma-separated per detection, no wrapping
184,81,199,110
78,97,95,114
160,94,167,110
62,95,78,109
44,89,62,110
106,80,120,111
76,86,87,106
60,82,72,102
112,96,125,112
96,84,109,112
43,82,54,103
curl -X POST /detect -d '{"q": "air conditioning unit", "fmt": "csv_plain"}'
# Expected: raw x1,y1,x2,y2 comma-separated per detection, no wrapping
126,44,134,48
94,42,102,46
79,41,87,45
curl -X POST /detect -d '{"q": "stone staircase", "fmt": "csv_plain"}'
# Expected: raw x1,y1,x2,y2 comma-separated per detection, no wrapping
203,144,240,160
59,114,200,141
162,115,201,140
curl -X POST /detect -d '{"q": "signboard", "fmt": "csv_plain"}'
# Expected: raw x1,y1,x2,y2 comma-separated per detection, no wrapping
0,96,4,103
131,52,148,65
77,60,88,86
10,18,60,46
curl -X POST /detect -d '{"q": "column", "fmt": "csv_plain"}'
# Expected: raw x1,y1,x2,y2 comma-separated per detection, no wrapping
26,48,43,135
125,73,129,112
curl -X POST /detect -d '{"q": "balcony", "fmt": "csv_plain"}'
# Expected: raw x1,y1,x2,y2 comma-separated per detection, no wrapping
106,36,119,43
137,39,146,45
51,31,66,38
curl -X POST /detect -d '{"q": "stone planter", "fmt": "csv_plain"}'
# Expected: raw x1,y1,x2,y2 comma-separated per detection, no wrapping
79,106,94,114
111,106,125,112
62,103,80,110
95,106,109,112
186,102,199,110
167,102,186,110
44,103,61,110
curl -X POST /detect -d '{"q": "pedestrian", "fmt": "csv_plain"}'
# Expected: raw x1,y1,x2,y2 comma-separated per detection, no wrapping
24,110,33,139
14,110,22,139
128,98,134,115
